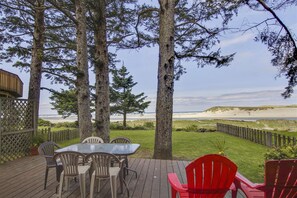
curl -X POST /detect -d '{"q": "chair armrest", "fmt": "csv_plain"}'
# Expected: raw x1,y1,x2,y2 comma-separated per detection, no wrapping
44,155,54,159
118,158,125,167
235,172,264,189
168,173,187,193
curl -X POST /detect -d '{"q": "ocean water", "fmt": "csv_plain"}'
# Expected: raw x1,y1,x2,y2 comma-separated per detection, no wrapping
39,111,297,123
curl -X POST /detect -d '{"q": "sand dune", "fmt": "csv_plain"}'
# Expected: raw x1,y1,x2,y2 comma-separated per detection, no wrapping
180,107,297,118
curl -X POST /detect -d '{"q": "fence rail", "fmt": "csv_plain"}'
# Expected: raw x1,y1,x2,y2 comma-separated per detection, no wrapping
38,128,79,142
217,123,297,147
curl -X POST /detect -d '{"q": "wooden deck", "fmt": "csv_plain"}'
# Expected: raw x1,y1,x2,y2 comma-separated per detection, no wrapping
0,156,243,198
0,156,190,198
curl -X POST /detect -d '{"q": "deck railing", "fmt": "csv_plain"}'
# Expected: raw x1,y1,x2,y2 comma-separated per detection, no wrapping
217,123,297,147
38,128,79,142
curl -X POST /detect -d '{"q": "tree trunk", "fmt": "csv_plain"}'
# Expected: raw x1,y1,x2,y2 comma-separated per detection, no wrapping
123,111,127,128
75,0,92,141
93,0,110,143
28,0,45,134
153,0,175,159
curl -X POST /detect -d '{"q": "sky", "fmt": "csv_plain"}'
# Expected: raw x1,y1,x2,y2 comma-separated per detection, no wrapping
1,3,297,115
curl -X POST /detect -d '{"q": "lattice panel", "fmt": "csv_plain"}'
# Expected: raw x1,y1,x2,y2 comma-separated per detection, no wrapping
0,98,34,132
0,131,31,163
0,97,34,163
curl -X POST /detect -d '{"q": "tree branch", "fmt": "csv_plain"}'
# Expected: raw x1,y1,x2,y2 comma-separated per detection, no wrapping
47,0,77,25
256,0,297,49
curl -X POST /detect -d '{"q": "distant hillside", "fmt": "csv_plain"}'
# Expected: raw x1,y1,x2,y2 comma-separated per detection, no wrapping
205,105,297,113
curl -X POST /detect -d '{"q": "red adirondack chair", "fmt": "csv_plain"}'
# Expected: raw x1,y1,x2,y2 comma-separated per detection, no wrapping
234,159,297,198
168,154,238,198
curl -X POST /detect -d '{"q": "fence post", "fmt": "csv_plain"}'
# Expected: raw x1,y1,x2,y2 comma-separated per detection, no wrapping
0,98,2,161
277,134,281,147
288,137,291,145
267,132,272,147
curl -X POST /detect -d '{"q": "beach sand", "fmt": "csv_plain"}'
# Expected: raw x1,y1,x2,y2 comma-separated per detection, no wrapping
41,107,297,123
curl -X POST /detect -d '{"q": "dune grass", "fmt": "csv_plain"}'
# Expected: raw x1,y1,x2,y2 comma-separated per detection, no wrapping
58,129,267,183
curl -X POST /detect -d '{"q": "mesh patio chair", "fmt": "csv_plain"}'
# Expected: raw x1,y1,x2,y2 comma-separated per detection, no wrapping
110,137,137,178
82,136,104,144
85,152,127,198
38,141,63,190
54,151,90,198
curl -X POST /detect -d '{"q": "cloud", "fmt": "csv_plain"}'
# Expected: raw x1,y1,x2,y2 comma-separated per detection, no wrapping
38,90,296,115
170,90,297,112
220,33,254,48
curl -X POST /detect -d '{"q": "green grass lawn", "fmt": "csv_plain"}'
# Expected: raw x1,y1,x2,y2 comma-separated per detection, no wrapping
50,119,297,183
58,130,267,183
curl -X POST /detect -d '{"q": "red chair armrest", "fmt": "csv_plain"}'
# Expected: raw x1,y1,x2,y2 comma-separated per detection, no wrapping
235,172,264,189
168,173,187,193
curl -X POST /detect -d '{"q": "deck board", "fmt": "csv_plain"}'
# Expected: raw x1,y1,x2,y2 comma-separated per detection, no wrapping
0,155,240,198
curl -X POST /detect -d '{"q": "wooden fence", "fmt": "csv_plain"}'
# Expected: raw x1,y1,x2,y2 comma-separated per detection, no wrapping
38,128,79,142
217,123,297,147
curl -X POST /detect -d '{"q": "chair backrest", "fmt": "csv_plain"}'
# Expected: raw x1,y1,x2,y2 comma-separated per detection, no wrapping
38,141,60,166
185,154,237,198
54,151,85,177
264,159,297,198
82,136,104,144
85,152,120,178
110,137,131,144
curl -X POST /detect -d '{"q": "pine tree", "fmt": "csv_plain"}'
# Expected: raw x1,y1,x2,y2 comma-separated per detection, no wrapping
137,0,240,159
110,65,150,128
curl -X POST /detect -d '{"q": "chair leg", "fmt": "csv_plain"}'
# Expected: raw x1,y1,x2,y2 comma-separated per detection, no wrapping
58,173,64,198
78,174,86,198
44,167,49,190
171,187,177,198
97,178,101,192
110,175,117,198
125,167,137,178
56,165,63,182
125,158,129,175
90,172,95,198
65,177,69,191
120,168,124,194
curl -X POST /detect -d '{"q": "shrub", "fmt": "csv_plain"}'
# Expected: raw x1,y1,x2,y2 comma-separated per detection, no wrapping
31,134,45,147
185,125,198,132
55,121,78,128
143,122,154,129
110,122,150,130
265,145,297,160
174,126,216,133
110,122,126,130
38,118,52,126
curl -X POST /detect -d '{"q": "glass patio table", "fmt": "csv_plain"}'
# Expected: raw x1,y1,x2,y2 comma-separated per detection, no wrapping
54,143,140,196
55,143,140,155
